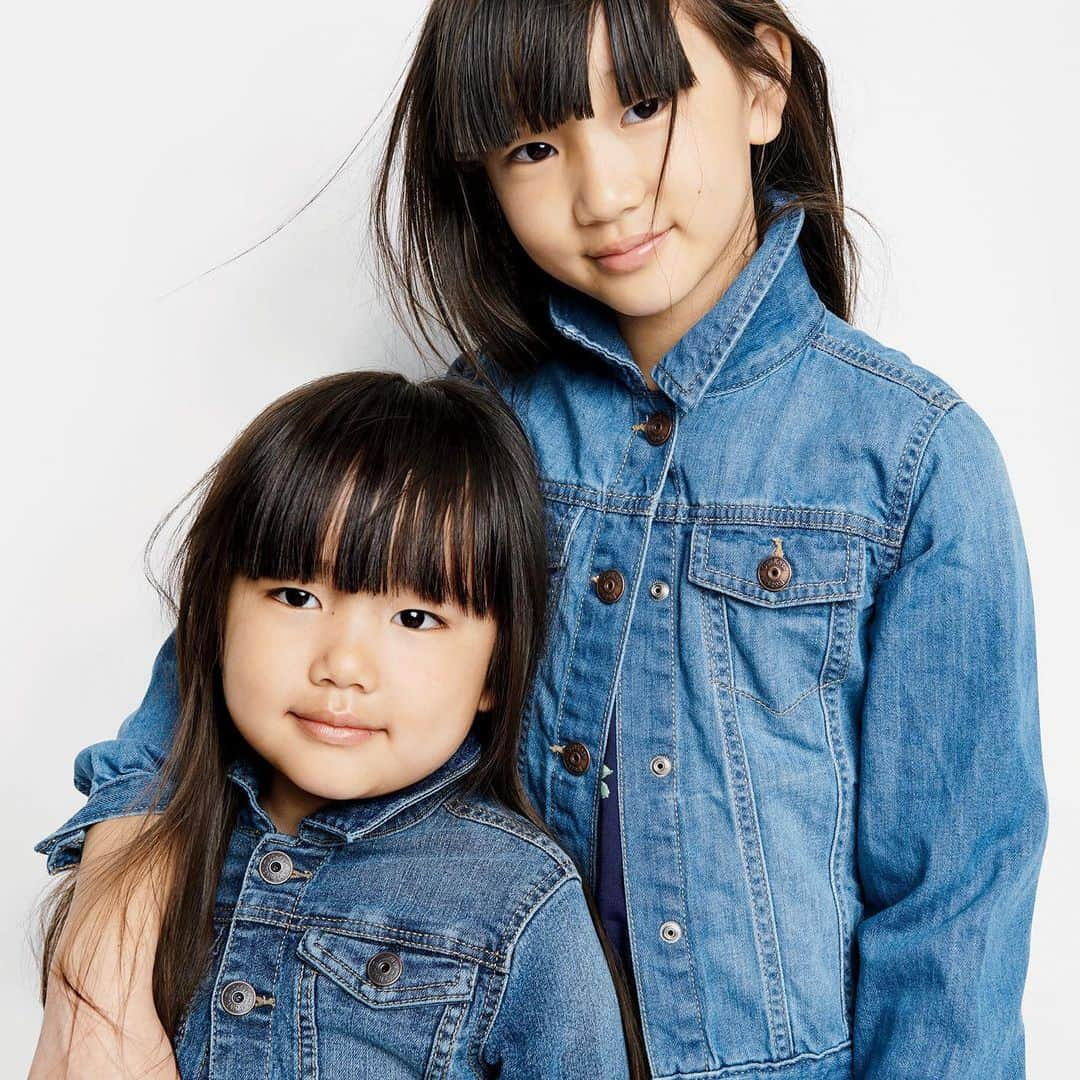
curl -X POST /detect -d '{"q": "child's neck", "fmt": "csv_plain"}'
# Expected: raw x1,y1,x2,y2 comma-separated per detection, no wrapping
262,770,330,836
617,218,758,390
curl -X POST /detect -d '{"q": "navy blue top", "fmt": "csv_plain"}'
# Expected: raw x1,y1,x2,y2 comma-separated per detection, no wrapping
595,708,631,974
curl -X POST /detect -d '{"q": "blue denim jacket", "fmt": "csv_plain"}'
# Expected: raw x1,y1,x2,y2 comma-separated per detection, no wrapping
38,203,1047,1079
43,721,630,1078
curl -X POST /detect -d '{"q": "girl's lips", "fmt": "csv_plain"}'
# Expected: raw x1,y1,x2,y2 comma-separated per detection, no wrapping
589,228,671,273
291,712,383,746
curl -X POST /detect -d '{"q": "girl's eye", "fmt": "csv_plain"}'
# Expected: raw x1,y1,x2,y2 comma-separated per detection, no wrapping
392,609,444,631
508,141,556,164
270,588,320,609
623,97,667,125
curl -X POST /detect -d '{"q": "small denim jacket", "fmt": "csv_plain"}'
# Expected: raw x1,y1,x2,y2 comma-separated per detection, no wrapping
38,198,1048,1079
53,730,630,1078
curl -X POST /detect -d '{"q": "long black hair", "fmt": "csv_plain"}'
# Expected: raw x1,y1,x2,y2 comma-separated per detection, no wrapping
372,0,857,375
39,371,648,1075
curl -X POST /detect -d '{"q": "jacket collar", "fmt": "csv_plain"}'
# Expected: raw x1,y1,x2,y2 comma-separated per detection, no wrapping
547,193,826,411
227,730,483,843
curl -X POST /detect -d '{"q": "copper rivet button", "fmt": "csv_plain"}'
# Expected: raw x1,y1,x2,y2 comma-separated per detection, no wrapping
366,951,403,987
649,580,670,601
258,851,293,885
220,981,257,1016
561,741,591,776
757,555,792,591
594,569,625,604
660,921,683,943
643,412,674,446
650,755,672,777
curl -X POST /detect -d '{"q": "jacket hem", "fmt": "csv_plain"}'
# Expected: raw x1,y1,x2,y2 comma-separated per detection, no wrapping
655,1040,851,1080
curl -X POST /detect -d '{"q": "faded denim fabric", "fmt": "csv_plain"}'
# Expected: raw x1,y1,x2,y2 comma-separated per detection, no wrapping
44,732,630,1078
37,202,1047,1079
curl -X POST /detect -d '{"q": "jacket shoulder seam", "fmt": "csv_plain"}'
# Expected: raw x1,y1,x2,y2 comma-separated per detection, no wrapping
443,797,577,876
810,330,961,408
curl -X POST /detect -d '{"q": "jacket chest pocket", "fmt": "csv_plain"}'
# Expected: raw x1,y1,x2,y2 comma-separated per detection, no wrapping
689,522,865,715
295,928,477,1080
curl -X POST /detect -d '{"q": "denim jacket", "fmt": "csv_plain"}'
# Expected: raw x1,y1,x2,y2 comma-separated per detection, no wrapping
44,727,630,1078
37,203,1047,1079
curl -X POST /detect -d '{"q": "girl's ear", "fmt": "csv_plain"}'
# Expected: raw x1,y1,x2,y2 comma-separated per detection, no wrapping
747,24,792,147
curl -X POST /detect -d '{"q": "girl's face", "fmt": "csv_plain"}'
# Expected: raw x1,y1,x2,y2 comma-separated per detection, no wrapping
483,5,788,337
221,574,496,834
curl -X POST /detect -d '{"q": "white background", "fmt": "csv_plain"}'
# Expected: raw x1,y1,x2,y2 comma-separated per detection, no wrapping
4,1,1076,1072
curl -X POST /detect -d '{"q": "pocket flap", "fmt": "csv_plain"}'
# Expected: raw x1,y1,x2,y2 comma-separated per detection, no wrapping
297,928,476,1007
689,523,864,607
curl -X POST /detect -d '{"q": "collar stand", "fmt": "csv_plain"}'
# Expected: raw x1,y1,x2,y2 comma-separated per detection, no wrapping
227,730,483,843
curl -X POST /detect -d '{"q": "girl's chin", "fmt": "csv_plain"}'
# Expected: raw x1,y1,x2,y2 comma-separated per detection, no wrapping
277,763,387,804
574,266,701,320
593,281,697,320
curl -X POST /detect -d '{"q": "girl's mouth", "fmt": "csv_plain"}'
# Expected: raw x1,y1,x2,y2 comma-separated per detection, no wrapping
290,711,383,746
588,228,671,273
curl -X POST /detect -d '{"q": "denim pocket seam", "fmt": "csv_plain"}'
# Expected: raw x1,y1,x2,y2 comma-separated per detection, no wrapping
237,907,505,968
701,588,794,1059
722,678,845,718
308,940,463,997
427,998,468,1077
821,602,857,1032
694,525,863,606
705,523,855,592
295,963,318,1080
299,932,476,1007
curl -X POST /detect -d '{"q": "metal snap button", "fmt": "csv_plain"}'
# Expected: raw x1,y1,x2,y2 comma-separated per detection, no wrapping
660,921,683,943
650,755,672,777
560,741,592,776
220,980,257,1016
366,950,403,987
594,569,625,604
648,580,670,601
757,537,792,592
258,851,294,885
642,412,673,446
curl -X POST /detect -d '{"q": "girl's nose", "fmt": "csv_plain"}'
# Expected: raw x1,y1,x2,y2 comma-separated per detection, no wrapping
571,137,649,226
310,639,376,692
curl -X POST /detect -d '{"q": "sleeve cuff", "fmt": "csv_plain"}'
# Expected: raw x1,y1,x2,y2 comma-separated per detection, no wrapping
34,772,168,874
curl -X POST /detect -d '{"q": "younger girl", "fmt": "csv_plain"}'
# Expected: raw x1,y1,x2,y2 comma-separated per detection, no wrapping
35,371,644,1078
37,2,1048,1077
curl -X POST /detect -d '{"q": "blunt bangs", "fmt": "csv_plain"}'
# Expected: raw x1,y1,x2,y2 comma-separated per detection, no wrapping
218,373,536,616
437,0,697,161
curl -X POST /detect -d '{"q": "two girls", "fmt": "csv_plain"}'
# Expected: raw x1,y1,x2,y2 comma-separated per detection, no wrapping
37,1,1047,1077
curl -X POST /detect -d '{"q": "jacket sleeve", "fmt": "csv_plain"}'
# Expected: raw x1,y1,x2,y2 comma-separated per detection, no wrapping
852,402,1048,1078
34,631,180,873
481,875,631,1078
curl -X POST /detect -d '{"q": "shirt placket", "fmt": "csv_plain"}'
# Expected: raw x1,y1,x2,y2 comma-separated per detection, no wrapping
209,836,324,1078
618,499,713,1066
543,400,679,880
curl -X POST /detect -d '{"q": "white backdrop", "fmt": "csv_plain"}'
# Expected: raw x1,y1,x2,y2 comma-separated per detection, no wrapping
4,2,1076,1073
